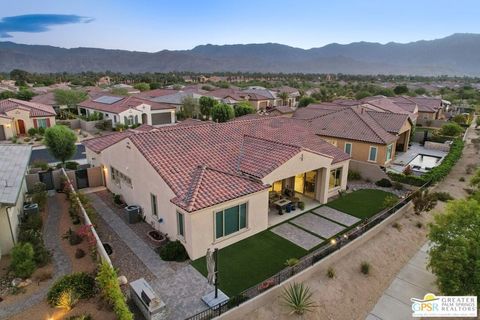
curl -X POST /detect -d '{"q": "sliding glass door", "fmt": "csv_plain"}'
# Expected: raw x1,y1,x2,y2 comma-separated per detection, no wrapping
294,170,317,198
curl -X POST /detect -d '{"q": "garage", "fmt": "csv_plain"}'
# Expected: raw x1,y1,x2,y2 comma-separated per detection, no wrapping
151,112,172,125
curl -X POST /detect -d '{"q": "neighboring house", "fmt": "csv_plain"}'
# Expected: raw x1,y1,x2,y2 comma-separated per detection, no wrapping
406,97,448,121
243,87,277,109
148,91,204,111
78,95,176,128
272,86,301,108
361,96,418,123
83,117,350,259
0,145,31,255
0,99,57,140
294,103,412,167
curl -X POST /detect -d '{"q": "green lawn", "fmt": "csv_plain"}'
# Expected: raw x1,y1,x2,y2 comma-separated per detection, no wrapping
327,189,397,219
191,231,307,297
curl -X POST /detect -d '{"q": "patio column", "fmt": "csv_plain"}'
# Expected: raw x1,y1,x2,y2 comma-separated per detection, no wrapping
403,131,410,152
316,167,329,204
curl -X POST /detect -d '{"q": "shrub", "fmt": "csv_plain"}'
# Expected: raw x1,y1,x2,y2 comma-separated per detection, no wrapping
413,190,438,214
439,122,463,137
22,213,43,231
281,282,317,315
360,261,371,275
55,289,79,311
327,267,336,279
113,194,123,205
65,161,80,170
382,195,398,209
392,222,402,231
416,221,423,228
393,181,404,190
298,201,305,210
75,248,86,259
159,240,189,262
32,160,49,171
375,178,392,188
28,127,38,137
67,315,92,320
17,225,50,267
433,192,454,202
96,261,134,320
31,182,48,209
460,177,466,182
38,127,45,135
63,228,83,246
10,243,36,278
285,258,299,267
47,273,96,306
347,170,362,180
403,165,413,176
227,294,248,308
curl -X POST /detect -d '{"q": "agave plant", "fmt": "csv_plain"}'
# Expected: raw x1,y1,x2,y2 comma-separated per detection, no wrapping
281,282,317,315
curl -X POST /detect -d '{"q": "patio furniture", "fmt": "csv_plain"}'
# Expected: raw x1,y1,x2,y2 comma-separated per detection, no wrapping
274,198,291,215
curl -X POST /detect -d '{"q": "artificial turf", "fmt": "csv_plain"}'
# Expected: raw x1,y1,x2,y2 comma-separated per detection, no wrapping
191,230,307,297
326,189,397,219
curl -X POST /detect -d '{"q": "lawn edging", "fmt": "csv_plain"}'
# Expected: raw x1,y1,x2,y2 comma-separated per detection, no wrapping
217,200,414,320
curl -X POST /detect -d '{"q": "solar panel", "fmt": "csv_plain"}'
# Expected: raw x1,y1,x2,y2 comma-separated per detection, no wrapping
93,96,123,104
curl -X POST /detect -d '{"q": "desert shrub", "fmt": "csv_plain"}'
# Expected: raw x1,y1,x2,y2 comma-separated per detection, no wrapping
18,220,50,267
327,267,336,279
416,221,423,228
433,191,454,202
63,228,83,246
393,181,404,190
10,243,36,278
75,248,86,259
281,282,317,315
22,213,43,231
65,161,79,170
47,273,96,306
159,240,189,262
96,261,134,320
55,289,79,311
32,160,49,171
466,164,477,174
382,195,398,209
392,222,402,231
285,258,299,267
360,262,371,275
375,178,392,188
31,182,48,209
460,177,466,182
347,170,362,180
413,190,438,214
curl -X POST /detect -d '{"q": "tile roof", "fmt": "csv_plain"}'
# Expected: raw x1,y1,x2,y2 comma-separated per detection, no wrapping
406,97,442,113
366,111,410,134
0,145,31,205
0,98,56,118
135,89,179,99
85,117,349,212
31,92,57,105
306,106,398,144
362,96,410,115
78,95,174,114
82,131,134,153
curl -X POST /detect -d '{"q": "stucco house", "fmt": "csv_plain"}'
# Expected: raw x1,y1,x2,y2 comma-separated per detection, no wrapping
78,95,176,128
83,117,350,259
0,145,31,255
0,98,56,140
294,102,412,168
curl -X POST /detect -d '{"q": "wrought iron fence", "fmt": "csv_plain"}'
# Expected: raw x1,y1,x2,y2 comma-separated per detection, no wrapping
186,181,431,320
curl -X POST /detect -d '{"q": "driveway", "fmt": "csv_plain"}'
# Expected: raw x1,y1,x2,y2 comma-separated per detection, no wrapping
30,144,86,164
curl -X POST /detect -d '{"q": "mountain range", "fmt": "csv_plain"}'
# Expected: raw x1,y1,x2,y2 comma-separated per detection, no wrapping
1,33,480,75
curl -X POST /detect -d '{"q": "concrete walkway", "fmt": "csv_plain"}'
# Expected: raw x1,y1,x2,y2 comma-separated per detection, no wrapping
88,193,213,320
367,242,437,320
0,193,72,320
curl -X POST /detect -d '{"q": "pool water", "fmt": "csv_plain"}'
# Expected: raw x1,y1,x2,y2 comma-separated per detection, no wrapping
408,154,442,172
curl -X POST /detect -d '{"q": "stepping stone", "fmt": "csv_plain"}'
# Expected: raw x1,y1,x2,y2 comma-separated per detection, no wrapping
271,223,323,250
313,206,360,226
291,213,345,239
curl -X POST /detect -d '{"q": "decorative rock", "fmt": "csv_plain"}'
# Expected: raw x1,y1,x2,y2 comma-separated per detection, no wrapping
11,278,22,287
18,279,32,288
118,275,128,285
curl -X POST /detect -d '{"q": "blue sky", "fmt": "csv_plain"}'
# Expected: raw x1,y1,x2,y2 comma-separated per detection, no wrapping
1,0,479,52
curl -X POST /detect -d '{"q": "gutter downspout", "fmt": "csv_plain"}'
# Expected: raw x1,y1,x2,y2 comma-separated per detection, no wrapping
5,206,16,247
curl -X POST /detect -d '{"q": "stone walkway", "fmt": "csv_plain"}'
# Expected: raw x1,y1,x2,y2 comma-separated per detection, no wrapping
291,212,346,239
367,243,437,320
0,193,72,320
88,193,213,320
271,223,323,250
313,206,360,226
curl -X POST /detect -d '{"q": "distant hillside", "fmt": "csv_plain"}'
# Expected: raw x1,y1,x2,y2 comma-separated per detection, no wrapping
1,33,480,75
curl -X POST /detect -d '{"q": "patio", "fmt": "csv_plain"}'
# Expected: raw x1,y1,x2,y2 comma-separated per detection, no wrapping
389,142,447,174
268,193,320,227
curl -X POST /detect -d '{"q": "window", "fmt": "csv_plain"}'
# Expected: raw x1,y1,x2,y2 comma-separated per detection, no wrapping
150,193,158,216
114,115,117,123
110,166,132,188
177,211,184,237
329,168,342,190
386,144,393,161
368,146,378,162
134,115,139,124
344,143,352,156
215,203,247,239
269,180,283,192
37,119,47,128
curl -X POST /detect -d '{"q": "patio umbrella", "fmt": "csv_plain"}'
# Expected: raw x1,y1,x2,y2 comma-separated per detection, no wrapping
206,248,216,285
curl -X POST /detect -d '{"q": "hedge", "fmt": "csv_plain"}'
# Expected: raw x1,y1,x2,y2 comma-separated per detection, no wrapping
96,261,133,320
388,138,464,186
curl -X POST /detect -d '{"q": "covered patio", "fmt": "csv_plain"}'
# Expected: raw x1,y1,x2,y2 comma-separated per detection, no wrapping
268,193,320,227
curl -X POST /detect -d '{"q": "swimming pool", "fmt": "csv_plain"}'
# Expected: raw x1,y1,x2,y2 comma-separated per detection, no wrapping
408,154,443,172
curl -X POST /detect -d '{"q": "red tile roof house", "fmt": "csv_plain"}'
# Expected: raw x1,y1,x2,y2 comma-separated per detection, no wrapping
294,102,412,168
0,99,56,140
83,117,350,259
77,95,176,128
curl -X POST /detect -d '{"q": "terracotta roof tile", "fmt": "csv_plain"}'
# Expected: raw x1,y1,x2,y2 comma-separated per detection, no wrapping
0,98,56,117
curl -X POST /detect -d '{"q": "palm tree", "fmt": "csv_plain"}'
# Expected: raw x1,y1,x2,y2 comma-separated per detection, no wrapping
278,92,289,106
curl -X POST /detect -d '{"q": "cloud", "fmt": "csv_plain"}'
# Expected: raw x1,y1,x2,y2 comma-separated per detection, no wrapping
0,14,93,38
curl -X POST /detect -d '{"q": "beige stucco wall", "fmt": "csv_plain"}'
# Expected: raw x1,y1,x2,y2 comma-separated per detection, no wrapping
318,136,395,167
418,111,436,121
4,108,55,135
0,179,27,255
0,117,15,140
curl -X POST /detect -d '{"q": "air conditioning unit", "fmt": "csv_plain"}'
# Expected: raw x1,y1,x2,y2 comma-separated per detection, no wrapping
125,205,141,224
23,203,39,216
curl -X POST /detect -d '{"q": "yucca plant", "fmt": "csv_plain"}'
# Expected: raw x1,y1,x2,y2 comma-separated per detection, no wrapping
55,289,79,311
281,282,317,315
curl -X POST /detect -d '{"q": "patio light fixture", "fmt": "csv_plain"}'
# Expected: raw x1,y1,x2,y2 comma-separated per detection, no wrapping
330,238,337,245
